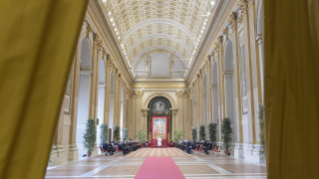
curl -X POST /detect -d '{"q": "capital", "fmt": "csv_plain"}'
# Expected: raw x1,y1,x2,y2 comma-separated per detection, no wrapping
94,34,103,52
228,12,238,31
176,91,185,98
134,91,143,98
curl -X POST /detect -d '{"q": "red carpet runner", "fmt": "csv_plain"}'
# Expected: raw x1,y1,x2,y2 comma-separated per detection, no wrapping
134,157,185,179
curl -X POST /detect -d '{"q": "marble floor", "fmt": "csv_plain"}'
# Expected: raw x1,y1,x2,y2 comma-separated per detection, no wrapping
46,148,267,179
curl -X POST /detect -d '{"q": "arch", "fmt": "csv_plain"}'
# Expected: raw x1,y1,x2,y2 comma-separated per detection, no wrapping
122,18,196,44
143,92,176,109
128,34,192,57
80,38,92,71
224,40,234,72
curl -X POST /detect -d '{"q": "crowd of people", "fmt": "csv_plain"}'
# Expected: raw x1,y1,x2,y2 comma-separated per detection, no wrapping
101,139,142,156
176,140,213,155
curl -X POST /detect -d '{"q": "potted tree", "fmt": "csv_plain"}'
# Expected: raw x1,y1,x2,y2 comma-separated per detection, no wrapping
191,128,197,141
199,125,206,140
123,128,128,140
136,130,147,144
113,125,120,141
221,118,232,155
209,123,217,148
83,118,96,157
100,124,108,145
174,129,184,142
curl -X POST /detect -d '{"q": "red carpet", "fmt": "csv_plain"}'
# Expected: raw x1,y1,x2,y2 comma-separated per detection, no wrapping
134,157,185,179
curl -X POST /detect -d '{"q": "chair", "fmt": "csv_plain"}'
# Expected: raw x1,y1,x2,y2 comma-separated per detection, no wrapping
99,146,108,156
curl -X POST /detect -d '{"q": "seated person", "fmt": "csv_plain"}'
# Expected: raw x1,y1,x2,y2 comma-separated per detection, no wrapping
203,141,212,155
144,140,149,147
107,142,115,155
169,140,174,147
102,141,109,156
186,140,195,154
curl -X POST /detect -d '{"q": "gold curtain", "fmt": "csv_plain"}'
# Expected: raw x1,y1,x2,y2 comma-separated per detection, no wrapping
0,0,88,179
264,0,319,178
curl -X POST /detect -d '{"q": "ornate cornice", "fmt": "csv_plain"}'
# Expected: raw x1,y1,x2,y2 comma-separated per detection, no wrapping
88,0,134,84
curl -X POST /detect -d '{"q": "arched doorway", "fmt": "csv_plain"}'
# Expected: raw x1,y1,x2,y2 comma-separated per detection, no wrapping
148,97,172,147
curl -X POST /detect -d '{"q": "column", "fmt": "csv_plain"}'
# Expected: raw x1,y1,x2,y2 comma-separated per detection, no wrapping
256,35,263,103
141,109,149,135
134,91,143,133
176,91,185,131
104,57,113,125
229,11,244,158
205,57,213,124
170,109,178,140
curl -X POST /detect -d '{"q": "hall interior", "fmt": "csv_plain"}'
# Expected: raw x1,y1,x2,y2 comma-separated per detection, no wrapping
50,0,266,165
1,0,319,179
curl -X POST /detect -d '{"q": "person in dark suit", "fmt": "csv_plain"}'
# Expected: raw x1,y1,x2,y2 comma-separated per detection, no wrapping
186,140,195,154
102,141,110,156
145,140,149,147
203,141,212,155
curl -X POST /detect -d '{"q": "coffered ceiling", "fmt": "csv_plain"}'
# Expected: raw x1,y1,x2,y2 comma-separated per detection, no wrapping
102,0,218,78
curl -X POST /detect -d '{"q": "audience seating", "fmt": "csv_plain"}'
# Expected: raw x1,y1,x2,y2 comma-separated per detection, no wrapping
99,146,108,156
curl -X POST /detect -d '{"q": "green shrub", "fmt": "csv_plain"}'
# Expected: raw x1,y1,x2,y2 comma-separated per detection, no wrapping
191,128,197,140
100,124,108,145
221,118,232,151
209,123,217,145
199,125,206,140
83,119,96,152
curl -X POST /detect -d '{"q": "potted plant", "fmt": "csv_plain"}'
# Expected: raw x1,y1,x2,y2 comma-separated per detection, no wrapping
113,125,120,141
221,118,232,155
209,123,217,148
83,118,96,157
136,130,147,144
100,124,108,145
199,125,206,140
174,129,184,142
123,128,128,140
191,128,197,141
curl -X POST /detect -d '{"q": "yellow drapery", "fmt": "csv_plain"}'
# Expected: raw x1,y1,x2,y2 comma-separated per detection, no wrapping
264,0,319,178
0,0,88,178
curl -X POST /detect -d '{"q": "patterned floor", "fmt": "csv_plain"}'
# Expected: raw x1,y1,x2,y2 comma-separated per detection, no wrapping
45,148,267,179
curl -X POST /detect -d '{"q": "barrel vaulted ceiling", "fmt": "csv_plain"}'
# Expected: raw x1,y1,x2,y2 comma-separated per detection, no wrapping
102,0,218,78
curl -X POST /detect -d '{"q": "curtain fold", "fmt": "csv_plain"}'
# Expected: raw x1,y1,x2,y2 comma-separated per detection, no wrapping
0,0,88,179
264,0,319,178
